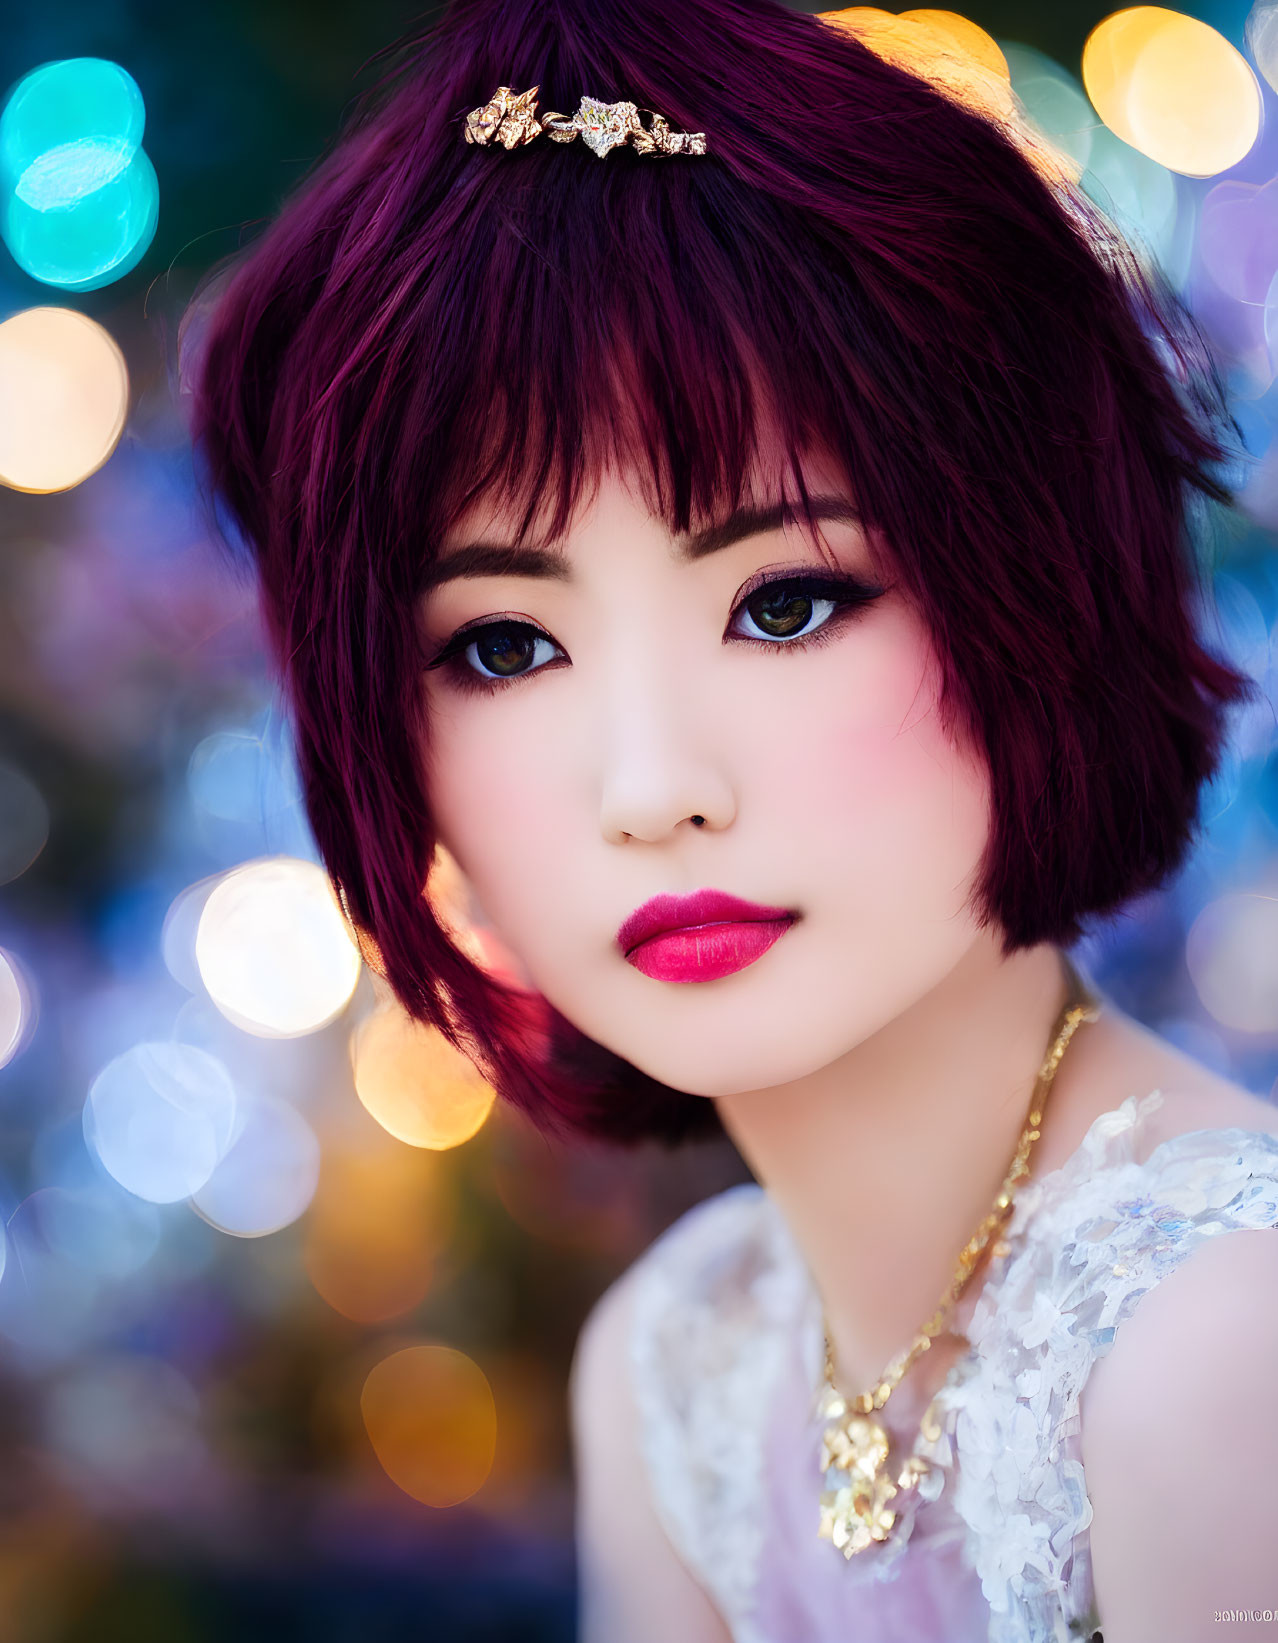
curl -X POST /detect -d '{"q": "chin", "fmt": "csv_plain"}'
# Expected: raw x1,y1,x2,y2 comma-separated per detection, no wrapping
608,1020,863,1100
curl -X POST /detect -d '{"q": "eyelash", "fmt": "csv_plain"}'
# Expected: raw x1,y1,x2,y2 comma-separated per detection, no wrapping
423,571,885,697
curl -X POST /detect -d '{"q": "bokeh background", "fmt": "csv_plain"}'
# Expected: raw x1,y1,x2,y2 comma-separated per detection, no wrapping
1,2,1277,1639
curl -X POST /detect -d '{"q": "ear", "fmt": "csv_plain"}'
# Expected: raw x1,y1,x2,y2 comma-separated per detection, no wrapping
333,855,532,990
428,848,533,989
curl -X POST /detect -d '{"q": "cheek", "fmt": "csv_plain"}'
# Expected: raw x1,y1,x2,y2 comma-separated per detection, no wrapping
422,693,584,934
740,610,991,907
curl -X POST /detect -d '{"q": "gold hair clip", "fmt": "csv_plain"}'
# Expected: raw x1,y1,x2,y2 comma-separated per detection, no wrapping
464,85,707,159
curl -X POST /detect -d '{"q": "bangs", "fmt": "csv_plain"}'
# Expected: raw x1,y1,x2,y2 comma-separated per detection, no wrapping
390,150,871,568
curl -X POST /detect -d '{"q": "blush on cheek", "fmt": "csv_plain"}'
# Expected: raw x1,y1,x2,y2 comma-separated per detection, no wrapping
428,740,582,971
808,629,991,882
813,620,954,785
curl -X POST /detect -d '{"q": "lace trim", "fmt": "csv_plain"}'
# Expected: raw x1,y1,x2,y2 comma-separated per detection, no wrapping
628,1183,796,1641
627,1090,1278,1643
937,1089,1278,1642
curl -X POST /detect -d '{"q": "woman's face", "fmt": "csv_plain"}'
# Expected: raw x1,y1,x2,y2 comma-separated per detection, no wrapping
417,456,994,1098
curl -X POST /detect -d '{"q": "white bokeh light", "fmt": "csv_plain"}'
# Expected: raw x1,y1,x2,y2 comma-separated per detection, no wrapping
0,307,129,493
0,946,35,1069
1186,892,1278,1033
190,1092,320,1237
83,1040,239,1204
161,874,224,994
195,856,361,1038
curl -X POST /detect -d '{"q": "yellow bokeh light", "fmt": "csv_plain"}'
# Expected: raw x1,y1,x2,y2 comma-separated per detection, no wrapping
195,856,361,1038
0,307,128,494
819,8,1080,189
304,1119,452,1324
352,1004,496,1150
900,10,1008,78
361,1344,496,1509
822,7,1010,114
1082,7,1260,177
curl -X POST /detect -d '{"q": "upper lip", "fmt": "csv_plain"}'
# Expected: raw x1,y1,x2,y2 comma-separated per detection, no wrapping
617,889,795,955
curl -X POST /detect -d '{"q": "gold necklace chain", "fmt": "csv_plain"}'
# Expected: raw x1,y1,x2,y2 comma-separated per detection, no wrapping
816,958,1102,1559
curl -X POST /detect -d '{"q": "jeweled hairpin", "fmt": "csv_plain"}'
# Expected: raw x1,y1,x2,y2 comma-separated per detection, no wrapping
464,85,706,159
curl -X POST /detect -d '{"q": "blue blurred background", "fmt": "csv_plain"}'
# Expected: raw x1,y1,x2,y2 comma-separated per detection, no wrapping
0,2,1276,1638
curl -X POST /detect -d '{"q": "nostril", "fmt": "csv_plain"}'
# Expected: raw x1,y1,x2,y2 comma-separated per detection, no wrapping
691,815,705,827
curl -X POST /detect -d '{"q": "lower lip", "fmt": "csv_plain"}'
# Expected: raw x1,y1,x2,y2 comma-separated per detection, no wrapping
624,918,794,983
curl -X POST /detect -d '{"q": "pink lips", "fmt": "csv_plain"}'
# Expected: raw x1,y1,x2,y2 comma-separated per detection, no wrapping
617,889,796,984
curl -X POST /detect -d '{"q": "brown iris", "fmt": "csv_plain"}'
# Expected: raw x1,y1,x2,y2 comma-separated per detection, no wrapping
474,626,537,676
748,584,815,639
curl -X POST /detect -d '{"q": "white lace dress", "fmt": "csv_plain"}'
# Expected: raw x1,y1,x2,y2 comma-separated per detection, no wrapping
627,1088,1278,1642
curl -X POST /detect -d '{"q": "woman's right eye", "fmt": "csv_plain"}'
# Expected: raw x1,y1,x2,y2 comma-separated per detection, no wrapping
426,620,566,691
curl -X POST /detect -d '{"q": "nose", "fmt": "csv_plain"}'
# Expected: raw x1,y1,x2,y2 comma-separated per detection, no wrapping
596,668,736,845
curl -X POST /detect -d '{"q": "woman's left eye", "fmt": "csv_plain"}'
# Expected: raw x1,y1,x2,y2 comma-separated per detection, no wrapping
727,573,881,646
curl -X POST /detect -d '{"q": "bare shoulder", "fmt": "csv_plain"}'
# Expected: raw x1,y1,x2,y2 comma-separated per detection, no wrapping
1071,1006,1278,1640
1078,1228,1278,1641
570,1265,733,1643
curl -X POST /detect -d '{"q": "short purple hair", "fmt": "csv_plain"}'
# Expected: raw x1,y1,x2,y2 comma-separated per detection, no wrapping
183,0,1258,1148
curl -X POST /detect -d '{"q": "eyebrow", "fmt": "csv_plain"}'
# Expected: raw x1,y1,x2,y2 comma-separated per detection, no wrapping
422,495,862,590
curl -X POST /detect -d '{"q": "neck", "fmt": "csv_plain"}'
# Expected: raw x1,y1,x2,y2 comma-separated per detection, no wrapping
713,935,1085,1403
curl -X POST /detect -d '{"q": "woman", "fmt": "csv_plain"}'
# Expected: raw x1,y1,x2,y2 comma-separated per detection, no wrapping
182,0,1278,1637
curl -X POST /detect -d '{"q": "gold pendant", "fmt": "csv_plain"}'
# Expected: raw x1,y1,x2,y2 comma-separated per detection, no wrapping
817,1397,934,1559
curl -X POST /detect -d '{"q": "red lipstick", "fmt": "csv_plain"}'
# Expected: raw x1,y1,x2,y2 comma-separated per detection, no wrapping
617,889,796,984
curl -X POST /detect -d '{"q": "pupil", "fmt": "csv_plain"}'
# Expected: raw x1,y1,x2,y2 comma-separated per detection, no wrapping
478,629,534,676
752,587,813,638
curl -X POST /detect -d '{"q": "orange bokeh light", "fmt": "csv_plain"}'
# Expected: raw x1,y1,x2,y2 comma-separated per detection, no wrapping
304,1116,453,1323
1082,7,1260,177
361,1344,497,1508
819,7,1081,189
352,1004,496,1151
